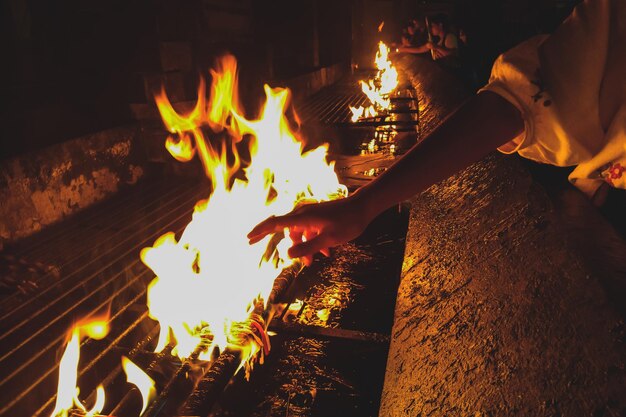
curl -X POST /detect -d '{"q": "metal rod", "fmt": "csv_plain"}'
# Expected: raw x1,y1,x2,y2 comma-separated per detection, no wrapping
268,321,390,344
343,120,419,127
388,109,419,114
176,348,243,416
0,266,153,388
141,343,209,417
21,179,182,263
390,94,418,101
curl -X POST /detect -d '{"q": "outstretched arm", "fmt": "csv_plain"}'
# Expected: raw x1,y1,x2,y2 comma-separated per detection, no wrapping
248,91,524,263
349,90,522,220
396,43,432,54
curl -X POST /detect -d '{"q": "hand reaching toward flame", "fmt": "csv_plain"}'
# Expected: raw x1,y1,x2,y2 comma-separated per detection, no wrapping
248,196,371,266
250,92,524,267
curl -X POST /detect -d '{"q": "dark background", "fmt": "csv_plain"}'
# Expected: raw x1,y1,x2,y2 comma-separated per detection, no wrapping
1,0,580,160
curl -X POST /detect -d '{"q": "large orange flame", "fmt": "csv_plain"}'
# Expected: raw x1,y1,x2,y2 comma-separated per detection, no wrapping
144,56,347,366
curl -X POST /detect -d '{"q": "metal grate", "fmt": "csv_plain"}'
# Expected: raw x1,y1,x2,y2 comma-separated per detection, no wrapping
0,74,412,417
0,177,206,417
297,73,419,131
0,173,399,416
0,170,314,416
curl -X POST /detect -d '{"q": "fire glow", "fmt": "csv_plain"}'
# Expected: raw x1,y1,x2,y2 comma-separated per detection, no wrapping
350,41,399,122
48,54,346,416
121,356,156,415
145,55,347,365
49,317,109,417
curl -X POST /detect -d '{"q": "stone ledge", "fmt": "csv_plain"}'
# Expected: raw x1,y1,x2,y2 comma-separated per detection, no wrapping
0,124,147,248
379,55,626,416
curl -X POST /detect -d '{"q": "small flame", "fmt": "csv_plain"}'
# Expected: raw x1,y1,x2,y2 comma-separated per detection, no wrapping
350,105,377,122
367,139,377,153
165,133,196,162
208,54,242,131
83,321,109,341
378,21,385,32
316,308,330,323
376,43,399,96
351,41,399,121
121,356,156,415
50,317,109,417
288,299,304,314
85,385,105,417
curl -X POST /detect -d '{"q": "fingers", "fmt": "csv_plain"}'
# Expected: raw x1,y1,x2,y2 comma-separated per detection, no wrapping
288,234,332,260
288,229,304,246
290,229,320,265
248,214,294,244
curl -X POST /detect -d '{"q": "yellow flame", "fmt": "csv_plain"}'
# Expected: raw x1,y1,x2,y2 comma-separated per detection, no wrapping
83,321,109,341
85,385,105,417
376,43,399,96
361,79,390,109
350,105,377,122
378,21,385,32
351,41,399,121
121,356,156,415
208,54,242,132
50,317,109,417
146,55,347,366
165,133,196,162
50,330,80,417
155,78,206,134
374,41,389,69
316,308,330,323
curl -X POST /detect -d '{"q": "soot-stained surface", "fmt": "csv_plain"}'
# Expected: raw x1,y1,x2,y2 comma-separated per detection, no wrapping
212,206,409,417
0,125,146,248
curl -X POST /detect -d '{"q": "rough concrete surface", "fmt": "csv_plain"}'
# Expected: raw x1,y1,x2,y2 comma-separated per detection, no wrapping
379,55,626,416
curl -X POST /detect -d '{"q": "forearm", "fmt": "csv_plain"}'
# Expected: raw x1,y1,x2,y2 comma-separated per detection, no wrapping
397,44,430,54
353,91,524,220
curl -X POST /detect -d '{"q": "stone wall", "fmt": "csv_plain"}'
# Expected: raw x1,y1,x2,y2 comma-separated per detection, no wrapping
0,125,146,248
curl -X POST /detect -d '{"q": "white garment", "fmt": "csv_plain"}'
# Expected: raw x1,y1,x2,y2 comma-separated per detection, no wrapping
480,0,626,197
